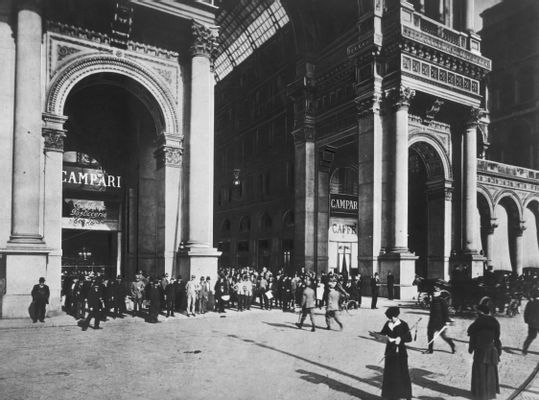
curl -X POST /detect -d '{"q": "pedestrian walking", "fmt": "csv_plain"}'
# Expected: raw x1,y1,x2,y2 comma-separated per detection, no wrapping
325,280,343,331
371,272,380,309
186,275,198,316
165,277,176,317
82,281,103,331
31,277,50,323
467,303,502,400
379,306,412,400
387,271,395,300
296,277,316,332
522,289,539,355
425,289,455,354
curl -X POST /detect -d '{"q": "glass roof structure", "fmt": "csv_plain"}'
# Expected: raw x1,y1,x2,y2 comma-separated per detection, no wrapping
214,0,289,81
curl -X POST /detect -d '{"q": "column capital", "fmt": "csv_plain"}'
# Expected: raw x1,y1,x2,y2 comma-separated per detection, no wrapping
190,21,218,59
354,93,382,117
466,107,486,128
482,218,498,235
154,133,184,169
385,85,416,109
42,113,68,152
291,126,315,144
513,221,527,237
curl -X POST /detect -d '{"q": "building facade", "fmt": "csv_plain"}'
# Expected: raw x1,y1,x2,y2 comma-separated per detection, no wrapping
214,0,539,299
0,0,220,318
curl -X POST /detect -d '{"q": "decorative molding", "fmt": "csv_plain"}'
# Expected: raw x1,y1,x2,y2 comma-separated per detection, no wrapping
354,93,382,116
291,126,315,143
190,21,218,59
319,146,336,173
402,54,480,95
42,128,66,152
425,98,444,124
444,187,453,201
385,85,415,109
466,107,486,128
155,146,183,169
46,54,180,135
57,45,81,62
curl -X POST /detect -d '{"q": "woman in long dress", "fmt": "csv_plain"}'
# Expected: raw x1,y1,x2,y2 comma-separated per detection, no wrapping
380,306,412,400
467,303,502,399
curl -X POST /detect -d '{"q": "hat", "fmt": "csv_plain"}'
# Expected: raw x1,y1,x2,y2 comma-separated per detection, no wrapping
475,303,490,315
39,277,45,283
385,306,400,319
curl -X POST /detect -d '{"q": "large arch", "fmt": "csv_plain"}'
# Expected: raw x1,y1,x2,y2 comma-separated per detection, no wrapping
46,54,180,135
408,138,452,279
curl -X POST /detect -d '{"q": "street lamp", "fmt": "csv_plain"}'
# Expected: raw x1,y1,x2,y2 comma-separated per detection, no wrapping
232,168,241,186
78,246,92,262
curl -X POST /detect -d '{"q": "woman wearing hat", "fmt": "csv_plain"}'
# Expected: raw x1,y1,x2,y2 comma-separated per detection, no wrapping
467,302,502,400
379,306,412,400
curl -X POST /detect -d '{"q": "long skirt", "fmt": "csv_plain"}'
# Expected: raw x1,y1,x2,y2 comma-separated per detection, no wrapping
471,347,500,400
382,355,412,399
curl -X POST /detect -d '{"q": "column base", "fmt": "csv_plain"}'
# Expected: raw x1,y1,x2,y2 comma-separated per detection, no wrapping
379,252,418,300
450,251,486,279
0,248,61,319
8,235,45,245
178,246,221,285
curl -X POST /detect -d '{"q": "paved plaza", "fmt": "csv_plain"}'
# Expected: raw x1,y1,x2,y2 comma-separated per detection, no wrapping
1,298,538,400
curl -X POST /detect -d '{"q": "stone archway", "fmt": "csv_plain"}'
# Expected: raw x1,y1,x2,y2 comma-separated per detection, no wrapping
43,55,183,285
409,138,452,279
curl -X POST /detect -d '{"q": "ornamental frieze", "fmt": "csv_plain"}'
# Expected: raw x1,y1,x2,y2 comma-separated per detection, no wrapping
402,54,480,96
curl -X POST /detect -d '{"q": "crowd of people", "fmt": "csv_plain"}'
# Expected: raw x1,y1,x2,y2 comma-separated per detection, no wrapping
60,266,376,328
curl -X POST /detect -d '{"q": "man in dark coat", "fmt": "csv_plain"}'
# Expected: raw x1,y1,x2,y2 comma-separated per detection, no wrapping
112,275,127,318
371,273,380,309
148,280,161,323
83,282,103,331
425,289,455,354
31,277,50,323
214,276,230,313
387,272,395,300
165,277,176,317
523,290,539,354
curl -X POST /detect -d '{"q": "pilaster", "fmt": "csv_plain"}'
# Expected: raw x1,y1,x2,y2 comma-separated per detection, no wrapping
316,146,335,274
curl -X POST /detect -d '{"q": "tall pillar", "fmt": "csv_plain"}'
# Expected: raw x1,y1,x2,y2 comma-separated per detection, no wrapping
465,0,475,32
463,108,482,254
316,146,335,275
356,94,383,277
10,0,43,244
154,133,183,278
379,86,418,300
438,0,445,23
42,113,67,315
288,65,316,272
514,221,526,276
179,21,220,283
484,218,498,267
391,86,415,253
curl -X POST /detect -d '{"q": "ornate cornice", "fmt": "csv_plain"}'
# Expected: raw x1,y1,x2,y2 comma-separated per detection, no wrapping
190,21,218,59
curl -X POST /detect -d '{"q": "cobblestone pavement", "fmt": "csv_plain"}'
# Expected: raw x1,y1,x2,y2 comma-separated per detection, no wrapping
1,297,537,400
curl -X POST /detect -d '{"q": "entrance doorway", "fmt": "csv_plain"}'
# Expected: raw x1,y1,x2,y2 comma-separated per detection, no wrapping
408,149,428,277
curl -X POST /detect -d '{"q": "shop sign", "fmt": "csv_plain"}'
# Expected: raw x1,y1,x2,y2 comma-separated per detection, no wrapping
329,218,358,242
62,199,119,230
62,166,121,192
330,194,358,216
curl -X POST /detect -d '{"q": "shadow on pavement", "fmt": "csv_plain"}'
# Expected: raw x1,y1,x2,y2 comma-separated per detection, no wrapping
262,321,299,330
366,365,471,398
357,335,425,353
296,369,381,400
226,333,382,397
502,345,538,355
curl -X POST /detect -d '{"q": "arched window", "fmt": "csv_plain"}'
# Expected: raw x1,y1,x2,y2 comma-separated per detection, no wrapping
330,167,359,195
239,216,251,233
283,210,294,228
221,219,231,234
260,213,272,232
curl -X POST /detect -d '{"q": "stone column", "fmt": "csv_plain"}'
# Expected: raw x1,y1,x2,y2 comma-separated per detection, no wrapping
465,0,475,32
438,0,445,23
514,221,526,276
288,66,316,272
483,218,498,267
355,94,383,277
179,21,220,284
419,0,425,13
154,134,183,278
316,146,335,275
391,86,415,253
42,113,67,315
463,108,482,254
10,0,43,244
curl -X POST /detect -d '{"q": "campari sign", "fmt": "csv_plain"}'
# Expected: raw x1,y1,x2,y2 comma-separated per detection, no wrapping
330,193,358,217
62,166,121,192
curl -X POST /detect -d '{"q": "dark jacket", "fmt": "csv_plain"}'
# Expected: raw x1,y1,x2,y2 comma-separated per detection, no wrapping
31,284,50,304
524,298,539,329
87,285,103,310
428,296,451,330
